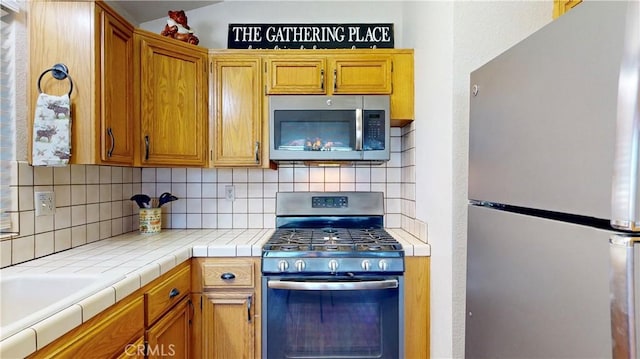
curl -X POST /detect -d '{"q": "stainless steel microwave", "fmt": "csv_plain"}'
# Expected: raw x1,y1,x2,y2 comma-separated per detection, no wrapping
269,95,390,163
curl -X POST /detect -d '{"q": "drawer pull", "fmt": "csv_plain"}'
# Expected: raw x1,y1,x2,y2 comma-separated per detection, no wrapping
169,288,180,299
220,272,236,280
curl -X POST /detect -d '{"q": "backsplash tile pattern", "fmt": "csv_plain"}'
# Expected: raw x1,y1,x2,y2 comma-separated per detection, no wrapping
1,164,142,267
1,124,423,268
140,127,420,234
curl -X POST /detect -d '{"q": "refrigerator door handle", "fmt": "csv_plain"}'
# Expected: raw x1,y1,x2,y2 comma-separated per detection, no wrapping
610,0,640,231
610,235,640,359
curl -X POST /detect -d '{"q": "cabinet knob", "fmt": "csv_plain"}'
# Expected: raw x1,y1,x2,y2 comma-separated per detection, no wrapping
168,288,180,299
220,272,236,280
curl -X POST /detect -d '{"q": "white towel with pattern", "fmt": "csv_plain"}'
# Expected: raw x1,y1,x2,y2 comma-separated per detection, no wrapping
32,93,71,166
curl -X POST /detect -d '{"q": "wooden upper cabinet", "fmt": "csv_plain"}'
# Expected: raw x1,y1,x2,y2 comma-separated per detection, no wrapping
331,56,392,94
28,1,135,165
262,49,413,124
211,54,265,167
265,52,392,95
100,9,135,165
389,50,414,126
136,30,208,167
553,0,582,19
265,57,327,94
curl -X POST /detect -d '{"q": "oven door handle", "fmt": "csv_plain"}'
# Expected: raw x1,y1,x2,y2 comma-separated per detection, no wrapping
267,279,398,291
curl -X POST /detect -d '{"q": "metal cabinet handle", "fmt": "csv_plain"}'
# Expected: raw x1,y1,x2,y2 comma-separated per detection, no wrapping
320,69,325,91
220,272,236,280
247,295,252,322
255,141,260,164
169,288,180,299
144,135,149,160
333,69,337,90
355,109,363,151
107,128,115,157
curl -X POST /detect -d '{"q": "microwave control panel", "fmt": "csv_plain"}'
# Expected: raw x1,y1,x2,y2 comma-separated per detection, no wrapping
363,110,386,150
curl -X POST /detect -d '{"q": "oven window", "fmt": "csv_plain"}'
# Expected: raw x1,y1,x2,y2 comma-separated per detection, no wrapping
273,110,355,151
265,283,400,358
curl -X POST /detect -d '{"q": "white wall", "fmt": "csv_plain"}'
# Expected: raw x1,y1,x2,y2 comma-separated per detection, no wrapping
402,2,455,358
403,1,552,358
141,2,553,358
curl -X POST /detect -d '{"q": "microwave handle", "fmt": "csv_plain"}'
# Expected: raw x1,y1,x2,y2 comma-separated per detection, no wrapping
355,109,363,151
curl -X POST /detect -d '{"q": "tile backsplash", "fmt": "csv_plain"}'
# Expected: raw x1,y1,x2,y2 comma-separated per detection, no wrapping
1,124,423,268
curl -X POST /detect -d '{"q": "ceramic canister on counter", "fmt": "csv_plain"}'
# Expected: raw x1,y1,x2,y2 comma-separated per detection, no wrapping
139,208,162,233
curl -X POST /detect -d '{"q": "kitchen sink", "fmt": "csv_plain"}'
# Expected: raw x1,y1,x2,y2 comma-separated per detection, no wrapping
0,273,124,340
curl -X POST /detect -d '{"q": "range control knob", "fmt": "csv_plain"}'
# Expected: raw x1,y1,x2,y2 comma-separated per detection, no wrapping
294,259,306,272
328,259,339,272
378,259,389,271
361,260,371,271
278,260,289,272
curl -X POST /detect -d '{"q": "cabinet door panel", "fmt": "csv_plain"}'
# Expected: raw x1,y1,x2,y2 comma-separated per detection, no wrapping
266,58,326,94
332,57,392,94
100,10,134,164
212,56,263,166
139,35,207,166
203,292,255,358
146,296,191,359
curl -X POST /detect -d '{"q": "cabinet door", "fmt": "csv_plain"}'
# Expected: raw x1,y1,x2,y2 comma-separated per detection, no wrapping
100,8,135,165
331,56,392,94
139,33,207,167
146,296,191,359
404,256,430,359
212,55,263,167
390,51,414,125
203,291,255,358
116,336,145,359
265,57,327,94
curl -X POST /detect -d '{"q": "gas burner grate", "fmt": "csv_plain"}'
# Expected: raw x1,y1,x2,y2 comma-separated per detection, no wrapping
264,228,402,252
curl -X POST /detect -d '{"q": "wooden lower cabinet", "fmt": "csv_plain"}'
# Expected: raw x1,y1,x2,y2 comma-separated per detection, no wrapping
404,256,431,358
146,296,191,359
27,296,144,359
202,291,255,358
117,337,145,359
191,257,261,359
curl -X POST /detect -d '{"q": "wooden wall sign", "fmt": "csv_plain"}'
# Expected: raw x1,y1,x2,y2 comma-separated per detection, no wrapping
228,23,394,49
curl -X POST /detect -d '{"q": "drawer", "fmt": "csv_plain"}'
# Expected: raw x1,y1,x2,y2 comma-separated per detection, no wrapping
145,265,191,326
202,260,254,289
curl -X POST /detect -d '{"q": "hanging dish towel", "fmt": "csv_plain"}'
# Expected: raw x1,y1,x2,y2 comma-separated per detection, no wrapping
32,93,71,166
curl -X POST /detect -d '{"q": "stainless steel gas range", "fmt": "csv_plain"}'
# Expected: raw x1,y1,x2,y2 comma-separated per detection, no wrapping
261,192,405,359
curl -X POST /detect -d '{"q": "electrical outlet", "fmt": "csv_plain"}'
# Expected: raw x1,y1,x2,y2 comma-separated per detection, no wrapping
35,191,56,216
225,185,235,201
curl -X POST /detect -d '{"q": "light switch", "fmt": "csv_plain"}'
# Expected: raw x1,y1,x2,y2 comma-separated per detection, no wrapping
35,191,56,216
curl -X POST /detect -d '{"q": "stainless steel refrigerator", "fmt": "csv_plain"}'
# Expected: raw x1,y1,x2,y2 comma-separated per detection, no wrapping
466,1,640,358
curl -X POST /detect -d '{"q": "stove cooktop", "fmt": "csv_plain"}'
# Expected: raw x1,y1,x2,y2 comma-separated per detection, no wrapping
264,228,403,252
262,192,405,274
262,227,404,274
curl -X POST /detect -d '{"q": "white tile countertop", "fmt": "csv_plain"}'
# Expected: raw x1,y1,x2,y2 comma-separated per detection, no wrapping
0,228,429,358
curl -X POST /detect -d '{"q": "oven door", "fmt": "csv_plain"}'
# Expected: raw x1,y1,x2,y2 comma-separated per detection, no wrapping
262,275,404,359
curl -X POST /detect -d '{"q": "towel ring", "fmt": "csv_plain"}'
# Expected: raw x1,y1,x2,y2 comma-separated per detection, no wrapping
37,63,73,97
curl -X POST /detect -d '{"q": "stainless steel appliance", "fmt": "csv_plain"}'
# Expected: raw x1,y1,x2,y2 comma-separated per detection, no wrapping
261,191,404,358
269,95,390,163
466,1,640,358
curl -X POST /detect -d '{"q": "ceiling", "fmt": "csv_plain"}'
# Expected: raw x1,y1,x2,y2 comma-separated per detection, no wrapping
105,1,219,24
